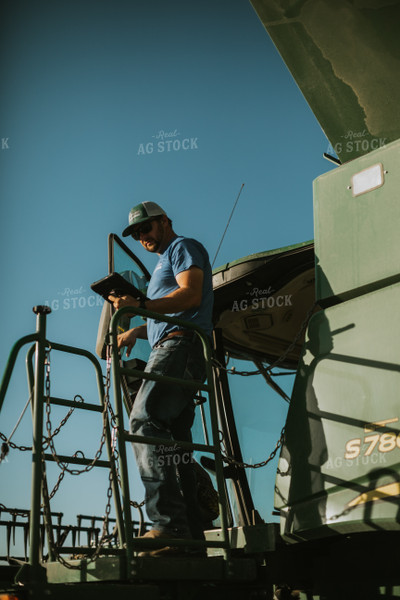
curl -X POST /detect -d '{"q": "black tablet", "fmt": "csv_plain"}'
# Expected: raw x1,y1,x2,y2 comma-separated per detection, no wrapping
91,272,147,303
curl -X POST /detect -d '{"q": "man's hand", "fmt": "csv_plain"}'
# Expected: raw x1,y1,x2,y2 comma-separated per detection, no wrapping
117,327,139,357
108,294,139,311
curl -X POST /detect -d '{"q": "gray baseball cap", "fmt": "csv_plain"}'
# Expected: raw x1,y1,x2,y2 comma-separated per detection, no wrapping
122,202,167,237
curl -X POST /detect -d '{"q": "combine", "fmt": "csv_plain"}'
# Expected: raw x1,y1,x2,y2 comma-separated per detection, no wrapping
1,1,400,598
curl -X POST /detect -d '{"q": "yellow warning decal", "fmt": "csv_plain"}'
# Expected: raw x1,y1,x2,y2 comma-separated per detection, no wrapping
347,482,400,508
364,417,398,433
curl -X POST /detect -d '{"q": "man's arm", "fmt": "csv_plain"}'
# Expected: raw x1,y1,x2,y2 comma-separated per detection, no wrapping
117,323,147,357
110,266,203,355
109,266,204,313
148,266,204,312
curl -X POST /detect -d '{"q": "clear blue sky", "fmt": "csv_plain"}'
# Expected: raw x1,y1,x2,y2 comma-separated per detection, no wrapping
0,0,334,556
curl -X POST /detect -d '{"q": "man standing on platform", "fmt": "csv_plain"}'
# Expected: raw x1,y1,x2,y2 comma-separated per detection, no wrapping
109,201,214,556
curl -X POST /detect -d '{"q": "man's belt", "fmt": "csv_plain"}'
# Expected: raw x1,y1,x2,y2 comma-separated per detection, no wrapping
157,330,193,345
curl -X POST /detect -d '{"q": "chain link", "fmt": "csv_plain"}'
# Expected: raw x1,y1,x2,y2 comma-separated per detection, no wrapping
44,348,109,476
42,396,83,451
220,426,286,470
326,504,355,522
131,499,146,508
0,431,32,456
48,470,65,499
0,504,30,518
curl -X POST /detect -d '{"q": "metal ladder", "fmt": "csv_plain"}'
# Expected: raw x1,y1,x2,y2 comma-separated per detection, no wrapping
108,305,231,566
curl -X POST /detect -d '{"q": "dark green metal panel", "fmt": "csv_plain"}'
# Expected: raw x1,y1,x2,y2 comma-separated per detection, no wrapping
314,139,400,304
205,524,278,555
250,0,400,164
45,556,125,583
213,240,313,275
275,283,400,541
45,555,258,583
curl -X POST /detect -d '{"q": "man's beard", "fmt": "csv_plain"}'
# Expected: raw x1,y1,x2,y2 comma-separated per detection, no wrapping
144,221,163,252
148,239,161,252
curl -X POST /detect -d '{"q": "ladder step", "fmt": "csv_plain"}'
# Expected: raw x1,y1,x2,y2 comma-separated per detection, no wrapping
49,396,103,413
43,453,111,468
122,432,216,454
54,546,124,555
119,367,211,392
130,537,229,550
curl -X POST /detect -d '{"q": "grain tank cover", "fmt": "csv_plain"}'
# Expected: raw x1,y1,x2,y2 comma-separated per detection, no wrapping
212,241,316,369
250,0,400,164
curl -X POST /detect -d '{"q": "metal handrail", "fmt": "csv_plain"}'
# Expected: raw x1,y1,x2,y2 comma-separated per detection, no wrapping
0,307,125,583
0,305,232,584
109,305,231,563
27,335,126,562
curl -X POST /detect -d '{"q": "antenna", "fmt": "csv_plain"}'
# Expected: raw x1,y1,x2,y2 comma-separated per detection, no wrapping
211,183,245,268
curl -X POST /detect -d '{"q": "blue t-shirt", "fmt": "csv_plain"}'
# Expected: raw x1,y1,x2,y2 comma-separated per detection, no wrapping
146,236,214,348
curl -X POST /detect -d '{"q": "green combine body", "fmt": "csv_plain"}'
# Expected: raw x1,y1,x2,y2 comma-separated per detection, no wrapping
1,1,400,598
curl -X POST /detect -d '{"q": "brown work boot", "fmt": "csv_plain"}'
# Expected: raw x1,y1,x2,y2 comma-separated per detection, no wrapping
136,529,187,557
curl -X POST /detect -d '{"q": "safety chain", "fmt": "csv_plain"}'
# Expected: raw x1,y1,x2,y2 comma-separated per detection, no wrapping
326,504,355,522
48,469,65,500
42,396,83,451
0,391,34,462
0,431,32,461
212,302,319,470
276,463,291,477
42,346,146,568
0,503,30,518
44,348,108,476
58,469,116,570
219,426,286,470
41,350,118,569
213,300,318,377
131,499,146,508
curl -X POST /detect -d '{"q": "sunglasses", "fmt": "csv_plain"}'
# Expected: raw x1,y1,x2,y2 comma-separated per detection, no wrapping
131,218,158,240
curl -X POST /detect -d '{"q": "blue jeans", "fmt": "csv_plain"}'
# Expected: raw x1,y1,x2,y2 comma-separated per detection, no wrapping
129,334,206,537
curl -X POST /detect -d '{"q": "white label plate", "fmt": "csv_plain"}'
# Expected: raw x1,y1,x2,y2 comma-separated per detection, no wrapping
351,163,384,197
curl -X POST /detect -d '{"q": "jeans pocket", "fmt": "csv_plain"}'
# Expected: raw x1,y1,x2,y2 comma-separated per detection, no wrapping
153,338,181,351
